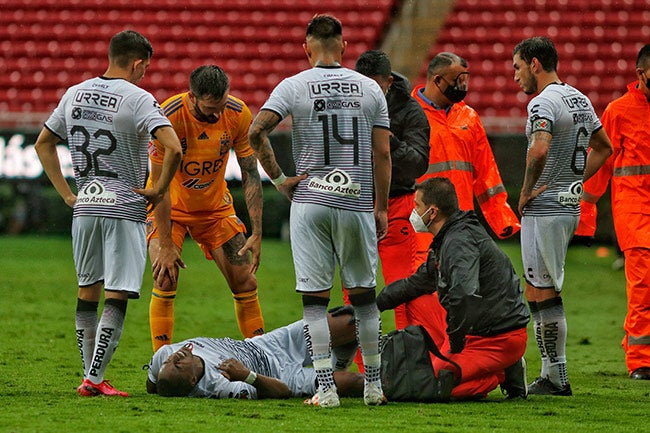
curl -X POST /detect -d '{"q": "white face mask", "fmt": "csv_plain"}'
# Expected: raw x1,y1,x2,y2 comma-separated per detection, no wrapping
409,208,432,233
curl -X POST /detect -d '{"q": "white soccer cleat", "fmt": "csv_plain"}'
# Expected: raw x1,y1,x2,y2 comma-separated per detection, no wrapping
363,382,387,406
303,386,340,408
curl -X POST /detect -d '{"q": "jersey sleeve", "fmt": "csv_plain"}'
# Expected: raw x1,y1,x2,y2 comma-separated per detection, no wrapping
528,94,555,134
260,78,295,120
133,91,171,137
44,87,73,140
231,99,255,158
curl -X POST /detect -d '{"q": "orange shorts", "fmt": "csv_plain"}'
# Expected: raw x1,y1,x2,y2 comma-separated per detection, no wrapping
146,200,246,260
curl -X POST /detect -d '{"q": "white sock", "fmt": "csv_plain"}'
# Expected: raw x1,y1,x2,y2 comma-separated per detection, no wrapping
87,299,126,385
75,299,98,378
303,304,335,391
353,302,382,385
541,302,568,386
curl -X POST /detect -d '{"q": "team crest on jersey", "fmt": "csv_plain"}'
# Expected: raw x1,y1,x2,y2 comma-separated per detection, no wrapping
77,180,117,206
219,133,232,156
307,168,361,198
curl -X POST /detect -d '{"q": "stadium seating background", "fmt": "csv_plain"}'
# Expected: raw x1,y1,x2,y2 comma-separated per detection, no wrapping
0,0,396,122
421,0,650,125
1,0,647,240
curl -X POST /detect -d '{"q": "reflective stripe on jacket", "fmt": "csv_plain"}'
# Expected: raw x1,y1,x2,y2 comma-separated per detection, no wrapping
412,85,520,239
576,81,650,250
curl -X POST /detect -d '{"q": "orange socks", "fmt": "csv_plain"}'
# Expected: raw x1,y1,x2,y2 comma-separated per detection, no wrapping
233,289,265,338
149,288,176,352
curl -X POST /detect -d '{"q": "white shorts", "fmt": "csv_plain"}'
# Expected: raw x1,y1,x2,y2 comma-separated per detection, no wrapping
520,215,578,291
290,202,378,293
249,320,317,397
72,216,147,298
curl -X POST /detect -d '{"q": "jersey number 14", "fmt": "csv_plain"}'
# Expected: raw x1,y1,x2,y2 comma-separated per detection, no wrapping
318,114,359,166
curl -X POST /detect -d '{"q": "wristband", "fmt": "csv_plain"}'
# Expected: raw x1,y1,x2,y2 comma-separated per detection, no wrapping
244,371,257,385
271,173,287,186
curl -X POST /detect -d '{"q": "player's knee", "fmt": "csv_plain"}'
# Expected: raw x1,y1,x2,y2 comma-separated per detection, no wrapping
157,276,178,292
230,272,257,294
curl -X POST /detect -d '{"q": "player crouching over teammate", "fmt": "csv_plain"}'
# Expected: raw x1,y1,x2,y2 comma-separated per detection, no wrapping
376,178,530,400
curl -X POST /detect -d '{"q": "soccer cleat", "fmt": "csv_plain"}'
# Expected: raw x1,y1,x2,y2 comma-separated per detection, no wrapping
77,379,98,397
77,378,129,397
363,382,387,406
630,367,650,380
501,357,528,399
527,376,572,396
303,386,340,408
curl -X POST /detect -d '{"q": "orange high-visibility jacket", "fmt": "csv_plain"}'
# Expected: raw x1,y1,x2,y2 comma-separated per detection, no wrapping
577,81,650,250
412,85,520,239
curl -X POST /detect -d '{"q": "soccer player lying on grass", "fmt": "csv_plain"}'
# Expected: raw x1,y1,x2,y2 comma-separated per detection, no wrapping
146,313,363,401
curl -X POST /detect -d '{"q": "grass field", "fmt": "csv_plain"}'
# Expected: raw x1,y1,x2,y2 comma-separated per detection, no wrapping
0,235,645,433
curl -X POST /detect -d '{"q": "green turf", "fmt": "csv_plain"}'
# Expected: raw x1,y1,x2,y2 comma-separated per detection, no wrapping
0,235,643,433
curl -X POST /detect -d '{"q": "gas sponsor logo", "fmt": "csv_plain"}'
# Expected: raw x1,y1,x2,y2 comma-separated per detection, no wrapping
78,109,114,124
313,99,361,111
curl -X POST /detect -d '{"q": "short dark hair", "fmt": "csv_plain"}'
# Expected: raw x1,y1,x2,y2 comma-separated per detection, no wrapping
415,178,459,217
108,30,153,68
513,36,558,72
636,44,650,69
427,52,467,79
355,50,392,78
306,14,342,40
156,370,195,397
189,65,230,100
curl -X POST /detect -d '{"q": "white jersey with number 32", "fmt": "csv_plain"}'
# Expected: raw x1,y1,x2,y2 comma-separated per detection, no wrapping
45,76,171,223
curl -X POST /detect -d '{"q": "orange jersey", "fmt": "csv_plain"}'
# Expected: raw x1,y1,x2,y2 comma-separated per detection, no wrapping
149,92,253,217
411,86,520,239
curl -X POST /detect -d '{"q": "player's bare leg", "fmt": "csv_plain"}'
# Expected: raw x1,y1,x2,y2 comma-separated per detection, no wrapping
212,233,264,338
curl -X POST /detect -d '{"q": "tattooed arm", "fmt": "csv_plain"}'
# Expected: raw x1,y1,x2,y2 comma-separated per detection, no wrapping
248,110,306,200
237,153,263,272
248,110,284,178
519,130,550,215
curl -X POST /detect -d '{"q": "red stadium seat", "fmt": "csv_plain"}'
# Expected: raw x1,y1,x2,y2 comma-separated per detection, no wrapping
1,0,392,114
418,0,647,118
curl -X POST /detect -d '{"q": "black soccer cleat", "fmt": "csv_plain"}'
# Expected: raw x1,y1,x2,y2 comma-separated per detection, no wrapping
501,357,527,399
527,376,572,396
630,367,650,380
